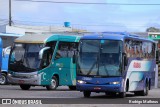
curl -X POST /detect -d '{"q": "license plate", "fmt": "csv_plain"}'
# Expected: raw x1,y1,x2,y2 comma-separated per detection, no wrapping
94,87,101,90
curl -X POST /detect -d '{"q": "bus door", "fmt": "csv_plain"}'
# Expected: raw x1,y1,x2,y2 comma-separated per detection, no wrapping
54,42,77,86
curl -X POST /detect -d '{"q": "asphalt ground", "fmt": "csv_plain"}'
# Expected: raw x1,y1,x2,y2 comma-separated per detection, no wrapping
0,85,160,107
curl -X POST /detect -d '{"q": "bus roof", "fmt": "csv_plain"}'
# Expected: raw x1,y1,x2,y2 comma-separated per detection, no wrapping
0,33,23,37
15,33,82,43
81,32,155,42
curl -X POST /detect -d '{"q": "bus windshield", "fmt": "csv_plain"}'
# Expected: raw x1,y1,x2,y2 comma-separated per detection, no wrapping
9,43,44,72
77,40,122,77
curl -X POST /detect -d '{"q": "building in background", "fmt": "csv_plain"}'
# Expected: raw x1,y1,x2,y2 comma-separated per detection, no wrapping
0,22,87,35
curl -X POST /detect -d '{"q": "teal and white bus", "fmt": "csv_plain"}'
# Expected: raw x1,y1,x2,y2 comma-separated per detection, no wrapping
8,33,81,90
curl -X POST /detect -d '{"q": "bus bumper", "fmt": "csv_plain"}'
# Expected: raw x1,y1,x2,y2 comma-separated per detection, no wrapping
7,71,41,86
77,83,121,92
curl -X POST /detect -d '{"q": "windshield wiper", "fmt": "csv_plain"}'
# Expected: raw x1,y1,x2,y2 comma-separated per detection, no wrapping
87,54,98,75
104,63,109,76
24,47,31,68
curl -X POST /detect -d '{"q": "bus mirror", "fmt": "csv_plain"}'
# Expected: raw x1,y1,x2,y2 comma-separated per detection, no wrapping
3,46,11,57
156,50,159,64
39,47,50,59
123,53,128,66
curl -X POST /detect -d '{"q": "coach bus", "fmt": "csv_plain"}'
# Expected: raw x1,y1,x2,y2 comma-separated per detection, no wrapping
76,32,156,98
7,33,81,90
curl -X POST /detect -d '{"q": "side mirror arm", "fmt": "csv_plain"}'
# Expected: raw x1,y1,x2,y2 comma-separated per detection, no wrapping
3,46,11,57
39,47,50,59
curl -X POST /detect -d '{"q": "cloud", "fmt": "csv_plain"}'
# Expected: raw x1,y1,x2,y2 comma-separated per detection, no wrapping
0,0,9,18
1,0,160,32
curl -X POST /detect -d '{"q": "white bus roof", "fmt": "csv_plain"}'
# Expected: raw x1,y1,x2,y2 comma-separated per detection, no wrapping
15,33,82,43
0,33,23,37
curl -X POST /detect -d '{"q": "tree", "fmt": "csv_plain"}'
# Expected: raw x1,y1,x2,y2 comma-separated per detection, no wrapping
146,27,160,32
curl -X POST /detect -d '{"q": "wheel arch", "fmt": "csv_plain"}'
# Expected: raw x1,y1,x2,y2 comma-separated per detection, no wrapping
126,78,129,92
144,77,149,88
1,71,8,75
148,78,151,90
52,73,59,85
0,71,8,85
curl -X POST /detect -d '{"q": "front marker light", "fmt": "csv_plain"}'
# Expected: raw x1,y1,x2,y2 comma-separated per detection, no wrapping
77,80,86,84
110,81,120,85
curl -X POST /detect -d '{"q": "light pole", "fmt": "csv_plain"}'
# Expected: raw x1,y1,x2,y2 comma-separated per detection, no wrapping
9,0,12,26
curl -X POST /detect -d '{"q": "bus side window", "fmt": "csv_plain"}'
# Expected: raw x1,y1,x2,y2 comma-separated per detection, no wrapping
41,42,56,68
68,43,78,57
124,39,132,58
55,42,78,59
55,42,69,59
41,50,51,68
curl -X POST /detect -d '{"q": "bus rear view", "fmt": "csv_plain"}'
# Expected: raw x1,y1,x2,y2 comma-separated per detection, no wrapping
76,32,156,98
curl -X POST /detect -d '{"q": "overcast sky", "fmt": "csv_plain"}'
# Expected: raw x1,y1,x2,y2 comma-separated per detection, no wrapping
0,0,160,32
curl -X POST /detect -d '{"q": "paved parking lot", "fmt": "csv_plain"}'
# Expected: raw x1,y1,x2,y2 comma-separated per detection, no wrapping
0,85,160,106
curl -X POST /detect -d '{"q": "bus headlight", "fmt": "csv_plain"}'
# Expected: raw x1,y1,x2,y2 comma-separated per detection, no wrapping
30,75,37,78
77,80,86,84
110,81,120,85
8,73,12,76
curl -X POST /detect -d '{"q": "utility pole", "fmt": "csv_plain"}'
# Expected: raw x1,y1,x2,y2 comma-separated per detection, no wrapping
9,0,12,26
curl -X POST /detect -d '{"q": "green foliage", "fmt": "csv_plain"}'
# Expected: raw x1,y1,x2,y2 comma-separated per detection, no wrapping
146,27,160,32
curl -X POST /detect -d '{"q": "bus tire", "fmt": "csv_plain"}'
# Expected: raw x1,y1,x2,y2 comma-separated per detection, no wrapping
134,91,140,96
83,91,91,98
141,82,149,96
119,81,127,98
46,76,58,90
134,82,149,96
105,92,109,96
0,73,7,85
119,92,126,98
20,85,31,90
68,86,76,90
106,92,116,96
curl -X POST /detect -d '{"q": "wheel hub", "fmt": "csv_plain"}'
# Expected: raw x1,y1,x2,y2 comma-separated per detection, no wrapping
51,79,56,88
1,75,6,84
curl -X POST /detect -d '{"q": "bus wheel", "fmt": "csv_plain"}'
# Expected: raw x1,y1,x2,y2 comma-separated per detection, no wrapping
119,92,126,98
119,85,127,98
134,91,140,96
105,92,109,96
134,83,149,96
105,92,116,96
0,73,7,85
46,76,58,90
141,82,149,96
68,86,76,90
83,91,91,98
20,85,31,90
